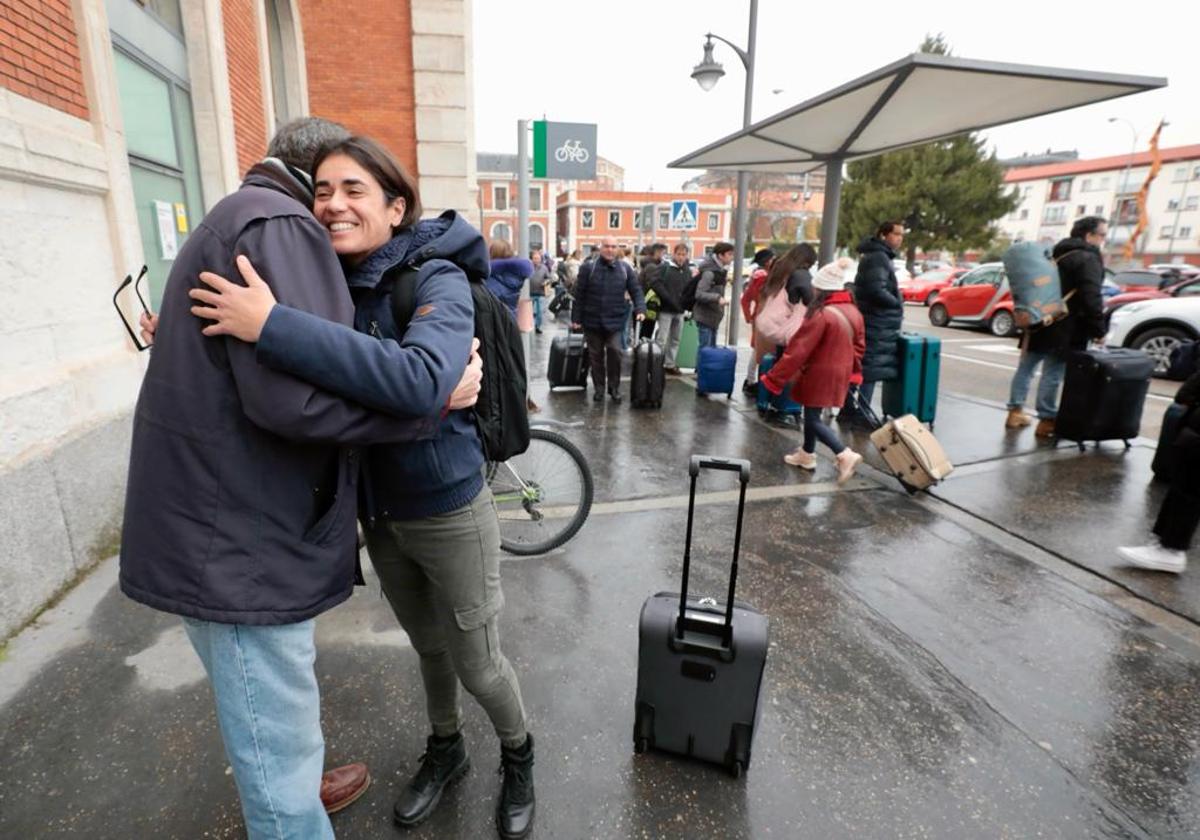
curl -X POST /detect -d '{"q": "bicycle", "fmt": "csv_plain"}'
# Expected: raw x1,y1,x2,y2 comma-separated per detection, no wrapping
487,425,593,556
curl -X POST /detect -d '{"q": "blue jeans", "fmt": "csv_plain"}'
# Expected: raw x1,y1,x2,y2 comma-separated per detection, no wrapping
696,323,718,349
1007,350,1066,419
531,295,543,330
804,406,846,455
183,618,332,840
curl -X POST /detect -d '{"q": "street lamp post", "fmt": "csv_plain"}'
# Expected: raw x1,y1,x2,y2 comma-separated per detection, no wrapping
1108,116,1138,262
691,0,758,346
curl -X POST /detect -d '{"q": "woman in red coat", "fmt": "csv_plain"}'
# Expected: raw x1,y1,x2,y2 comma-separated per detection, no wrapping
760,258,866,483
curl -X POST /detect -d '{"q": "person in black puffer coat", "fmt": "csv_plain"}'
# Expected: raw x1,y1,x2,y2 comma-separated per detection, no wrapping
841,221,905,420
571,235,646,402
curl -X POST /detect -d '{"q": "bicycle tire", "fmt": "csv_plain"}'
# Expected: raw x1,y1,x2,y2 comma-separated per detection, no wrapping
487,428,593,556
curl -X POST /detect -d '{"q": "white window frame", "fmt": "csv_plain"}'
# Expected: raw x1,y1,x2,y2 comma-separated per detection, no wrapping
528,223,545,250
1159,225,1175,239
581,209,594,229
658,210,670,228
707,212,719,231
1081,178,1092,192
1173,167,1188,183
528,186,541,211
1100,176,1111,189
1075,205,1086,217
1048,178,1072,202
632,210,642,229
494,184,508,211
1094,205,1104,215
1020,209,1029,220
1186,196,1200,211
490,222,512,242
1042,206,1067,224
1179,226,1193,239
608,209,621,229
1168,199,1181,211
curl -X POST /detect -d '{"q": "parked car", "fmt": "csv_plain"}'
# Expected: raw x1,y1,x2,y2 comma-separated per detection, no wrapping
1146,263,1200,281
891,259,913,286
1106,277,1200,316
1111,269,1174,294
901,267,968,305
927,263,1016,337
1106,297,1200,375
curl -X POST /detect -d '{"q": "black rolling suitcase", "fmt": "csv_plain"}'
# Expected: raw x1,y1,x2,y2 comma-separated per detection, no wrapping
634,456,767,778
1056,348,1155,449
630,339,666,408
1152,402,1190,482
548,329,588,390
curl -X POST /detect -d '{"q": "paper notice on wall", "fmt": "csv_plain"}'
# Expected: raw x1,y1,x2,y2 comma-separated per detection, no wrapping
155,200,178,260
174,202,189,233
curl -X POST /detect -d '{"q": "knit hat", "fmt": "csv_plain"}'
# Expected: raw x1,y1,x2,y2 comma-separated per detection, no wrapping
812,257,856,292
752,248,776,266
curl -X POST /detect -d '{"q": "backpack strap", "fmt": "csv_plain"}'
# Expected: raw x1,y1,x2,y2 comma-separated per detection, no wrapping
387,262,424,333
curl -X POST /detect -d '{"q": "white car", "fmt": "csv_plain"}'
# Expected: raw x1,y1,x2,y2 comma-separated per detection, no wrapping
1105,296,1200,376
892,259,913,286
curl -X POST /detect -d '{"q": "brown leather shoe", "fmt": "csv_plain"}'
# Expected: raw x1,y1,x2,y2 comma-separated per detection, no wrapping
321,763,371,814
1035,418,1056,439
1005,408,1032,429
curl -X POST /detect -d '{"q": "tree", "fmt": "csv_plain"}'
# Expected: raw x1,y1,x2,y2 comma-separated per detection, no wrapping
836,34,1019,270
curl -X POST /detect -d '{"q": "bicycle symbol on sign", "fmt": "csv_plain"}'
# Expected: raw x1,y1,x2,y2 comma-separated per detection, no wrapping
554,139,590,164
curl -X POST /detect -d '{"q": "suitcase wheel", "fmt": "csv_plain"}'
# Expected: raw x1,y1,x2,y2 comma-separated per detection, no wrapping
730,760,745,779
634,737,649,755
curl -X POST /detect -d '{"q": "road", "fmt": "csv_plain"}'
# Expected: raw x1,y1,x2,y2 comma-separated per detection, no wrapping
898,302,1182,440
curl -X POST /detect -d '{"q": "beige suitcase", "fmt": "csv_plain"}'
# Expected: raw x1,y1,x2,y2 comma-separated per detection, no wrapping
869,414,953,492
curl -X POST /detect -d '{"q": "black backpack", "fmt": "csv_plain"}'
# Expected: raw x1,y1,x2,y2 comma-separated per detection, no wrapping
390,264,530,462
679,270,702,312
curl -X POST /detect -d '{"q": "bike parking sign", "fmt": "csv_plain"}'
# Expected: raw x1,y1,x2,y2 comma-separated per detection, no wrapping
534,121,598,179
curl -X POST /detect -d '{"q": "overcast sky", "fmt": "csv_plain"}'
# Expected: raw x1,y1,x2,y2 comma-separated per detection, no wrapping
471,0,1197,191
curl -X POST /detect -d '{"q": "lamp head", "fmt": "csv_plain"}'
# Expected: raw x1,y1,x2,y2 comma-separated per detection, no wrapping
691,37,725,92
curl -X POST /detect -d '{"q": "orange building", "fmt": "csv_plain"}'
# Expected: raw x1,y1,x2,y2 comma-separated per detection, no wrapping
557,189,733,257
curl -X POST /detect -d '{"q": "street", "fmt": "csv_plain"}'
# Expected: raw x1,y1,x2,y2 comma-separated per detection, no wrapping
2,320,1198,839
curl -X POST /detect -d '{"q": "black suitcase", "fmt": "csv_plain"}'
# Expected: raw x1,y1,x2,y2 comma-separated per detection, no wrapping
631,339,666,408
1057,348,1155,449
1152,402,1190,482
548,330,588,390
634,456,767,778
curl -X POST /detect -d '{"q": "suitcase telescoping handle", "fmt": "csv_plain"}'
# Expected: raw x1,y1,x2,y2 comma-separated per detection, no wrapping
677,455,751,646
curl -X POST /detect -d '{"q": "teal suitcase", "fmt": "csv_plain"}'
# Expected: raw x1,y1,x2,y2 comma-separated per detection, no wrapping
883,333,941,424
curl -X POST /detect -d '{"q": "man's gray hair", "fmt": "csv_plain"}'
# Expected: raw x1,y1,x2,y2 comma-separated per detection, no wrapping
267,117,350,172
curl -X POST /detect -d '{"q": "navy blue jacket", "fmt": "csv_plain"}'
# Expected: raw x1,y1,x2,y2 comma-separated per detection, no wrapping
120,163,437,626
571,256,645,332
486,257,532,316
256,211,490,521
853,237,904,382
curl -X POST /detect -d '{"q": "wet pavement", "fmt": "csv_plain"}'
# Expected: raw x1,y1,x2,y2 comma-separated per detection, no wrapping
3,320,1199,839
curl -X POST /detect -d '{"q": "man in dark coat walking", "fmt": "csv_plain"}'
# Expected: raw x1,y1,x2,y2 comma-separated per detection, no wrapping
571,235,646,402
841,221,905,421
1006,216,1109,437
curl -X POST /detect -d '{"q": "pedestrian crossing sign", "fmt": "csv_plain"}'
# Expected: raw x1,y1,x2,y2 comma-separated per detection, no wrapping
669,200,699,230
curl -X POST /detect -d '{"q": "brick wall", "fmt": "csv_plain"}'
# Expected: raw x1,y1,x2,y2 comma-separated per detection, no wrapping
0,0,88,119
221,0,267,177
298,0,419,177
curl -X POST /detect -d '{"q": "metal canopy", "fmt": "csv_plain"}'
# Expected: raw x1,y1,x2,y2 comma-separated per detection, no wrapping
669,53,1167,176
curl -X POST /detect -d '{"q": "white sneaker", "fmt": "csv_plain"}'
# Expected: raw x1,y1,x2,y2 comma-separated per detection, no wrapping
835,449,863,485
1118,542,1187,574
783,448,817,470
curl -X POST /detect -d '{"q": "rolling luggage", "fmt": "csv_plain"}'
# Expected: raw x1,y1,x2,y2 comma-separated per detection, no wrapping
859,393,953,492
634,456,767,778
548,330,589,390
756,353,802,417
631,339,666,409
1056,348,1154,449
696,346,737,397
1002,242,1069,329
882,333,941,424
675,318,700,370
1152,402,1190,482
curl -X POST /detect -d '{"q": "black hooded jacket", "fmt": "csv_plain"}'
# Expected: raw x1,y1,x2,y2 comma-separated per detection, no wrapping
853,237,904,382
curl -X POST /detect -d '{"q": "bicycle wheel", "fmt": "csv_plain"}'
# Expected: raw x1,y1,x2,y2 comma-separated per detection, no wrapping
487,428,593,556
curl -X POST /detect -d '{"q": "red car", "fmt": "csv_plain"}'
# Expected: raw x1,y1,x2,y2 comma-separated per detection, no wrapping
901,268,968,305
1106,277,1200,315
927,263,1017,337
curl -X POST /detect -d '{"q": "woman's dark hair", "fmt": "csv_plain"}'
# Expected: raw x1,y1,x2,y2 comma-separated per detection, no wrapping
763,243,817,298
806,284,856,318
310,135,422,228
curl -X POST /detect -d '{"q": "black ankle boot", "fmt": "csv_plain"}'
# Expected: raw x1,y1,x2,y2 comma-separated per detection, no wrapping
393,732,470,827
496,733,535,839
